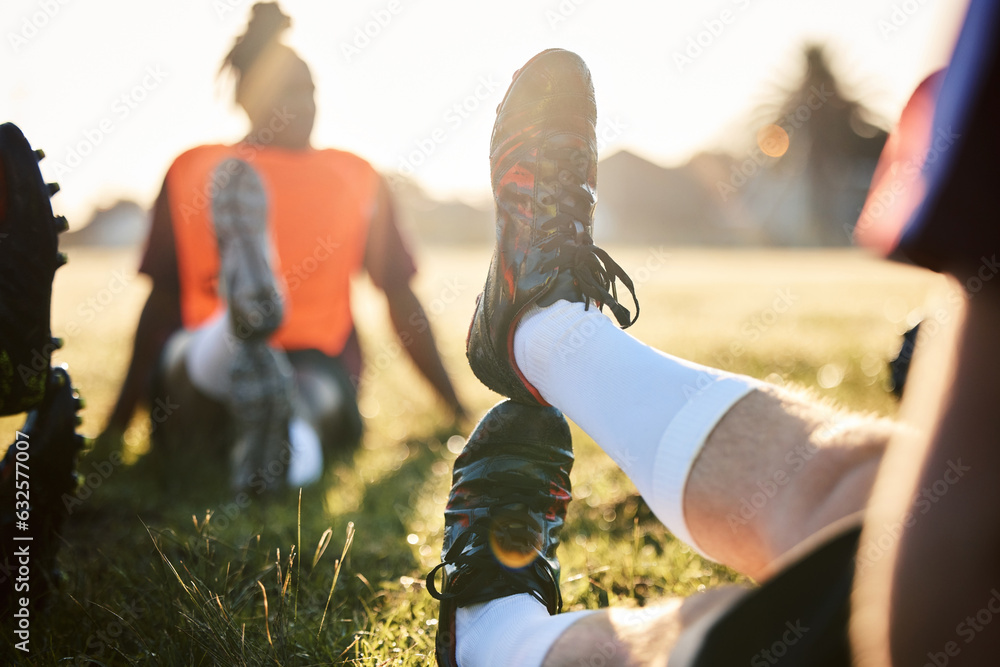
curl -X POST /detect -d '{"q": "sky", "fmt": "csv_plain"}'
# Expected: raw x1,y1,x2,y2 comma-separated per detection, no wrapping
2,0,966,226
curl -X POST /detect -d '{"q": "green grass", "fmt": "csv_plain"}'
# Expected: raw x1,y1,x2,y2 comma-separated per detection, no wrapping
1,246,944,664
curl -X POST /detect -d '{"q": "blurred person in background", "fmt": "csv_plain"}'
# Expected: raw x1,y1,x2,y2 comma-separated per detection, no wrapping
99,2,465,491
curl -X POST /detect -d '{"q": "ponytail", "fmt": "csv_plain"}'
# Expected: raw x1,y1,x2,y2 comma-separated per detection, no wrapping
220,2,291,83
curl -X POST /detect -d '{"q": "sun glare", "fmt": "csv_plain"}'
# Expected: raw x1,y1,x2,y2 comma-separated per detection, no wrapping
757,123,790,158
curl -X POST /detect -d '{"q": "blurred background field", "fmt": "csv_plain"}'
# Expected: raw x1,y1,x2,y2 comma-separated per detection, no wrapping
1,243,945,664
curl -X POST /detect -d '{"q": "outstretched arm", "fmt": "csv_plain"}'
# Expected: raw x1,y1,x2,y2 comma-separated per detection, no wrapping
384,279,466,420
365,177,466,420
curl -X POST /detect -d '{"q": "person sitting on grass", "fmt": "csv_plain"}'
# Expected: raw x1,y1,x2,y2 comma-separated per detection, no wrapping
99,2,466,490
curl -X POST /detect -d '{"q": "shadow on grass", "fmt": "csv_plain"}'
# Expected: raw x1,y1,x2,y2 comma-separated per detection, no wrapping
0,421,453,665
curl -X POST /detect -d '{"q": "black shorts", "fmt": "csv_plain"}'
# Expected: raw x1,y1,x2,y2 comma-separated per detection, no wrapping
670,524,860,667
286,347,364,454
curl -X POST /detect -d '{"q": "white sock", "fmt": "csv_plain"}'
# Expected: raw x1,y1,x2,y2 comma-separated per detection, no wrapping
185,311,234,400
287,417,323,487
514,300,759,552
455,594,594,667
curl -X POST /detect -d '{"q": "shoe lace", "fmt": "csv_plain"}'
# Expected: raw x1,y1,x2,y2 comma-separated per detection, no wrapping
537,146,640,328
426,501,563,615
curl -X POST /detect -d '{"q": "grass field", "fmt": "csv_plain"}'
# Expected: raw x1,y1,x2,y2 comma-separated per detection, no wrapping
1,245,945,665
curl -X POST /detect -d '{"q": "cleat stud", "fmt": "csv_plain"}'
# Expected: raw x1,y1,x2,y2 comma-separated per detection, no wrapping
74,394,86,410
47,182,60,196
54,215,69,233
57,251,68,266
51,336,64,350
75,415,83,427
35,149,45,161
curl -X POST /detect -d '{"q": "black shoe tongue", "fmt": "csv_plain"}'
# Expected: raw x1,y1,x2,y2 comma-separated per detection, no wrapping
536,270,581,308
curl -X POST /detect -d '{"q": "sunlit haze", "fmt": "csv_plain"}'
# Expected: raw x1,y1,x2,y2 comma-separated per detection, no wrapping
3,0,965,226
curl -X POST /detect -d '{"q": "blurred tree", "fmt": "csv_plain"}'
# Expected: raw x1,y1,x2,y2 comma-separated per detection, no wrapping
746,45,888,246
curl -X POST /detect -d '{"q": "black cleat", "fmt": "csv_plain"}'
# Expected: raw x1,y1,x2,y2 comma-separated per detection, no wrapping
211,159,292,491
0,366,85,613
0,122,69,415
212,158,283,340
427,400,574,666
466,49,638,405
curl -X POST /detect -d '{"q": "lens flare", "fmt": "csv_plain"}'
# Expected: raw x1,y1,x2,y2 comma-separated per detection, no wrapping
757,124,790,158
488,519,541,570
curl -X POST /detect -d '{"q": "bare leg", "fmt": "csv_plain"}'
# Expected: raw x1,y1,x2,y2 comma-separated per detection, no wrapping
541,588,745,667
486,306,893,667
545,290,991,667
686,385,893,580
516,302,895,581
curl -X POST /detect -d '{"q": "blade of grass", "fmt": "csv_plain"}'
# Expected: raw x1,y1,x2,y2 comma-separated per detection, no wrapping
317,521,356,639
313,528,333,569
296,488,302,620
258,580,273,649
